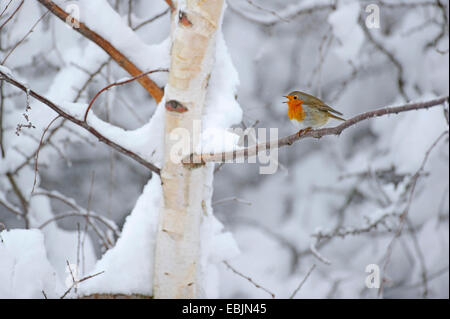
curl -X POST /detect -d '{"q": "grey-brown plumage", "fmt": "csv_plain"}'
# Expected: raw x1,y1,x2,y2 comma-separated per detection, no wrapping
285,91,345,129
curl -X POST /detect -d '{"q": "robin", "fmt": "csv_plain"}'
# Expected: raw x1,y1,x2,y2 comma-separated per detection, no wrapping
284,91,345,136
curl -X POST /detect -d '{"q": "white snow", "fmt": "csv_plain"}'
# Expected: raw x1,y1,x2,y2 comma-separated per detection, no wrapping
328,1,364,62
54,0,170,86
371,101,448,173
79,175,162,296
199,164,240,298
200,29,243,154
28,189,98,286
0,229,63,298
60,98,166,166
0,65,13,77
1,0,448,300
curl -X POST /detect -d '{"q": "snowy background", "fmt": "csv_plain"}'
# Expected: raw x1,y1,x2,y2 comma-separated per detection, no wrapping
0,0,449,298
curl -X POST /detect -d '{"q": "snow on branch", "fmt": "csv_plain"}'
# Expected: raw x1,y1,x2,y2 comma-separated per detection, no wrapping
33,190,119,238
36,0,165,103
379,130,449,297
0,69,161,174
312,210,401,241
184,96,449,165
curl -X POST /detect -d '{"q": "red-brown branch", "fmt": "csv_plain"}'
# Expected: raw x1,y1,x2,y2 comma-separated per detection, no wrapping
84,69,168,122
164,0,176,13
36,0,165,103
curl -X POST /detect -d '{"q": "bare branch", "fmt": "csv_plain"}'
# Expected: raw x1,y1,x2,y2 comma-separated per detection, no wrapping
185,96,449,165
312,211,401,241
358,15,409,101
309,239,332,265
227,1,335,27
212,197,252,206
83,68,168,122
33,191,119,238
0,0,14,20
0,195,23,218
223,261,276,298
0,0,24,30
289,264,316,299
60,268,105,299
132,8,170,31
6,172,29,228
31,116,61,194
1,9,49,65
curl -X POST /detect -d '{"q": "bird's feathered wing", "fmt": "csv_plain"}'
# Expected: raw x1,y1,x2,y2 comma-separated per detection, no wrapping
291,91,345,120
318,104,344,116
293,91,343,114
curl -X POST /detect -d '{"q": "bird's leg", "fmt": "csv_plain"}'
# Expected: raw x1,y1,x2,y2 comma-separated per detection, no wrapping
297,127,312,138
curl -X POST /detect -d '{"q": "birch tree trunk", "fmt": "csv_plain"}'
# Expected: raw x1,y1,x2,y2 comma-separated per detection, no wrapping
153,0,225,299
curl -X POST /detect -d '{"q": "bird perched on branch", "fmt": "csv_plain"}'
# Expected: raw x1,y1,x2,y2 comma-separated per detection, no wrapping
284,91,345,136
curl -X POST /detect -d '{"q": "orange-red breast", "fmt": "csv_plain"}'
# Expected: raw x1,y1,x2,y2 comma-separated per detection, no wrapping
284,91,345,135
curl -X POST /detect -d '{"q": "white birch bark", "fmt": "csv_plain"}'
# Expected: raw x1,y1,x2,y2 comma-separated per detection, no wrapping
153,0,225,299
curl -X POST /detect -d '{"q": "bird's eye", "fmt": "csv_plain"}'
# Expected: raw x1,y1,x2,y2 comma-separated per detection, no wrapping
293,96,297,99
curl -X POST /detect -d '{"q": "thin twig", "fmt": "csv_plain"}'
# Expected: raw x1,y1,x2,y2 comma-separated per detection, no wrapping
83,68,168,122
60,269,104,299
132,8,170,30
212,197,252,206
227,1,335,27
0,0,14,20
6,172,29,228
0,0,24,30
289,264,316,299
223,261,276,298
31,115,61,194
406,218,429,298
359,14,408,101
33,191,119,237
245,0,289,22
1,9,49,65
0,196,23,218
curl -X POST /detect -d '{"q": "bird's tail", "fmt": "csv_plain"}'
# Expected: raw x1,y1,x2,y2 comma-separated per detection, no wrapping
328,113,345,121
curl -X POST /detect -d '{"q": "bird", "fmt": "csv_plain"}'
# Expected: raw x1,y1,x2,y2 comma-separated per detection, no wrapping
283,91,345,137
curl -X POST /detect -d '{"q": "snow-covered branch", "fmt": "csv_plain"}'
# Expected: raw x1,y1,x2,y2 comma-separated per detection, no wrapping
37,0,165,103
0,69,161,174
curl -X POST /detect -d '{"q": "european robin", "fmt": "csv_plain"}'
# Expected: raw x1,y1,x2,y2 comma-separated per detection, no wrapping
283,91,345,136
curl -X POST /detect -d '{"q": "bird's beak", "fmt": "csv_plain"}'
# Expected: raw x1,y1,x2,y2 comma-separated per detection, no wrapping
283,96,289,103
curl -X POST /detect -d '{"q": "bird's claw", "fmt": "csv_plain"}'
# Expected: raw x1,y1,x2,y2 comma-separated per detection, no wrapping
297,127,311,138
